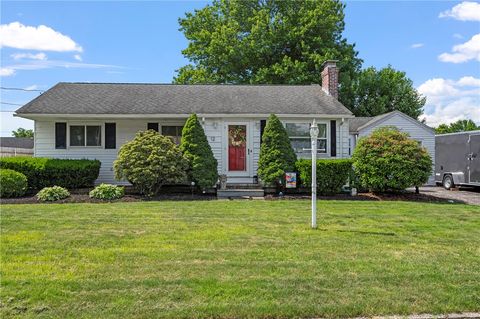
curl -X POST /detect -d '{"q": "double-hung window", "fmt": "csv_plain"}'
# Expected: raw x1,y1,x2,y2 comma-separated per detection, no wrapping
161,125,183,144
285,122,327,154
70,125,102,147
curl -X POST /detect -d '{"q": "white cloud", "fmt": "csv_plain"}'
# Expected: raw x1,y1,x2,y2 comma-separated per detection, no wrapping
73,54,82,61
0,68,15,76
457,76,480,86
411,43,424,49
0,22,82,52
11,52,47,60
23,85,38,90
438,33,480,63
439,1,480,21
1,60,123,76
453,33,464,39
418,76,480,127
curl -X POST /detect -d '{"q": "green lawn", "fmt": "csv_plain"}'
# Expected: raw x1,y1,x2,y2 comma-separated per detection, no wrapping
1,200,479,318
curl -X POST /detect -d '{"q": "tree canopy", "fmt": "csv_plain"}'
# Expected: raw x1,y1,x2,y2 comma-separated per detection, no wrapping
435,119,479,134
174,0,426,119
347,66,425,119
174,0,362,107
12,128,34,138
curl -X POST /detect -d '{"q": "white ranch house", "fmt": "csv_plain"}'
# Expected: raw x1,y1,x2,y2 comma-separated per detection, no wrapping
14,62,434,185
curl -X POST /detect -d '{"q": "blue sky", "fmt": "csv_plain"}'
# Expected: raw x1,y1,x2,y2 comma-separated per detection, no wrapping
1,1,479,136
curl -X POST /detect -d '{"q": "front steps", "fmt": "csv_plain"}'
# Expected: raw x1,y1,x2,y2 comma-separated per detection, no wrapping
217,184,264,199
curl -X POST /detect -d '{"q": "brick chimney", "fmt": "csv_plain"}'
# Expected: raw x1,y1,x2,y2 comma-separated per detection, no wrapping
321,60,339,99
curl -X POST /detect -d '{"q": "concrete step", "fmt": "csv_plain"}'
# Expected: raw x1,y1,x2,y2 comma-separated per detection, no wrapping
217,188,264,198
226,183,262,189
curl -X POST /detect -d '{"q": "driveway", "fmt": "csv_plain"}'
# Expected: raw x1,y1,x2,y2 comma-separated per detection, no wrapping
413,186,480,205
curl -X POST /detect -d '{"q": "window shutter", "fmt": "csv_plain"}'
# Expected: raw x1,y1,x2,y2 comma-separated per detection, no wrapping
55,122,67,149
147,123,159,132
260,120,267,144
330,120,336,157
105,123,116,149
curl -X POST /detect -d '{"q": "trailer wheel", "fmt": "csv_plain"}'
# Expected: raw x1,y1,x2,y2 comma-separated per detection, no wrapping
443,175,454,190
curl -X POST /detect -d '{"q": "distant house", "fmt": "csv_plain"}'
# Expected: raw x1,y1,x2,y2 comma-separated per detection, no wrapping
0,137,34,157
349,110,435,184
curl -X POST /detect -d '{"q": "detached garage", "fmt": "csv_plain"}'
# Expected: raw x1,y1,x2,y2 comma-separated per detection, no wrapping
349,110,435,185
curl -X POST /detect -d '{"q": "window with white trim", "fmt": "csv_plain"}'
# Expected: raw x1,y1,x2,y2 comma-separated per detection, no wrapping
285,122,327,154
70,125,101,147
161,125,183,144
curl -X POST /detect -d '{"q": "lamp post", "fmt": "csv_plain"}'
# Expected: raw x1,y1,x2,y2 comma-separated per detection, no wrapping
310,119,319,229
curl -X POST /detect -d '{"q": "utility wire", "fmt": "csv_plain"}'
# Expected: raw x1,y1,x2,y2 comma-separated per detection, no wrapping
1,102,23,106
1,87,43,92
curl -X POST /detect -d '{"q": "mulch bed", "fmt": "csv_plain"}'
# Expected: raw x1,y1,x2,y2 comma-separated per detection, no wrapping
1,190,461,204
0,193,216,204
266,191,462,203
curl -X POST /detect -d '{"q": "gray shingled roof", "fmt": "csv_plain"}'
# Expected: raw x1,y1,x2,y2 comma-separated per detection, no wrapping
349,117,374,133
0,137,34,149
15,83,353,116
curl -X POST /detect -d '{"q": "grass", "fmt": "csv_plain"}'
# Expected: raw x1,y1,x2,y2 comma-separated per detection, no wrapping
1,200,479,318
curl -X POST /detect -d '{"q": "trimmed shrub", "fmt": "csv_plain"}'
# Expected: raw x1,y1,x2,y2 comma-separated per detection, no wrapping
114,130,188,197
180,114,218,189
296,159,353,195
0,157,100,190
258,114,297,186
89,184,124,200
0,169,28,198
36,186,70,202
352,127,432,192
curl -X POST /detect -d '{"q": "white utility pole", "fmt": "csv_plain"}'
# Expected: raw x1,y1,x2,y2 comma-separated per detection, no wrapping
310,119,319,229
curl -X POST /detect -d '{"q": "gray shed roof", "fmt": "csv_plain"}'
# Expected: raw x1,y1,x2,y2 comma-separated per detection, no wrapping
0,137,34,149
15,83,353,116
349,111,434,134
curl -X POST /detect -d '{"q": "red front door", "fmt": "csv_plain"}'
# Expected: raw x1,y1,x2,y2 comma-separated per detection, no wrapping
228,125,247,171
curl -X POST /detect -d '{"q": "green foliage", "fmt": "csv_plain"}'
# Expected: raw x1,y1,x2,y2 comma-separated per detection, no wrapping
348,66,425,119
36,186,70,202
89,183,124,200
258,114,297,186
435,119,479,134
11,127,34,138
180,114,218,189
174,0,362,107
114,130,188,196
0,169,28,198
0,157,100,190
352,127,432,192
296,159,353,195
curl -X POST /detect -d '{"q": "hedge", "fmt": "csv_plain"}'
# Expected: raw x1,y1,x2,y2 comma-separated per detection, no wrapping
0,157,101,190
0,169,28,198
296,159,353,195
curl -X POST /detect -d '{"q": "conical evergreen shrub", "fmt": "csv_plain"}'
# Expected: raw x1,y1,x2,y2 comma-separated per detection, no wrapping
258,114,297,186
180,114,218,189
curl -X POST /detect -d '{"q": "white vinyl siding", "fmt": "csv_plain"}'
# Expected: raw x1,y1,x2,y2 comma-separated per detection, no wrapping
33,115,349,185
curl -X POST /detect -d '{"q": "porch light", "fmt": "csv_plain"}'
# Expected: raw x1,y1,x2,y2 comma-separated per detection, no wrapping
310,119,319,229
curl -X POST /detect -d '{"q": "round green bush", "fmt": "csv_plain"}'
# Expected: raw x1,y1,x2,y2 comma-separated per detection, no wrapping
114,130,188,197
36,186,70,202
352,127,432,192
0,169,28,198
89,184,124,200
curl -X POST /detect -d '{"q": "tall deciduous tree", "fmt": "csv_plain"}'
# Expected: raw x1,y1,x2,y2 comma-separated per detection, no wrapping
174,0,362,108
436,119,479,134
348,66,426,119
